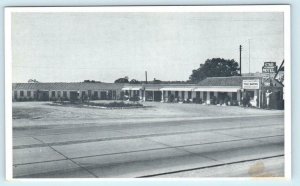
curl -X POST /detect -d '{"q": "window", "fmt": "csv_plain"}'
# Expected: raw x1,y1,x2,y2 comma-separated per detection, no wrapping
27,91,31,97
20,91,24,97
232,92,237,100
112,90,116,99
63,91,67,97
203,92,207,100
57,91,61,97
82,91,86,96
94,91,98,98
108,90,113,99
168,91,171,96
175,91,179,97
181,91,185,99
88,90,92,97
14,91,18,99
51,91,55,97
196,92,200,99
33,91,37,98
210,92,214,98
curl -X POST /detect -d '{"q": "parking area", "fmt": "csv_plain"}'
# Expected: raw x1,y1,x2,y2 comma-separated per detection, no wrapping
12,101,284,178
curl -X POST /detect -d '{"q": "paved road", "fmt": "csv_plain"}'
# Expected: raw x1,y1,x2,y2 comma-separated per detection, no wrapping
13,114,284,178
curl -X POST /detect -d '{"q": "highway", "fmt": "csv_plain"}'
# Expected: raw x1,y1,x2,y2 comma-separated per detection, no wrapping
13,114,284,178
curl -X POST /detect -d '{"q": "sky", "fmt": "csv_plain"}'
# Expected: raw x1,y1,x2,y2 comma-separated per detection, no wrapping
11,11,284,83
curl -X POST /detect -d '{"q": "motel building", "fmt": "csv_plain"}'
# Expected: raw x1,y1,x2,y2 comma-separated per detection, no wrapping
12,76,284,109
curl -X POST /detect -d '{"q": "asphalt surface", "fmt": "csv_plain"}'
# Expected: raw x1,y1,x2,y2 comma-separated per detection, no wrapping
13,113,284,178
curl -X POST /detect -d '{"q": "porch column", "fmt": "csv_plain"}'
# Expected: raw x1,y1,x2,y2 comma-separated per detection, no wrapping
254,90,258,107
152,91,154,102
143,90,146,101
184,91,188,101
200,91,203,100
161,91,164,102
67,91,71,99
237,91,241,105
139,90,142,100
258,89,261,108
207,91,210,104
192,91,196,99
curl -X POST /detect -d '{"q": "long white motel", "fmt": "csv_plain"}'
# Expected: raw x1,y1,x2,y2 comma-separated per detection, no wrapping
12,76,284,109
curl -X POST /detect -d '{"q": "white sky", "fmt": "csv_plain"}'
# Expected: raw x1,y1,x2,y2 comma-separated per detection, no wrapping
11,12,284,83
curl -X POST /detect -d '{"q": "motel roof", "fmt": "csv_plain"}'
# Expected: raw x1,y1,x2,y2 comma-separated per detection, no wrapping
12,82,124,91
12,76,282,91
197,76,262,87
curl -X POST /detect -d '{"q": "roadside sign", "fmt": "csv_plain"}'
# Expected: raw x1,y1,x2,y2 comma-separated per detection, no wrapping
264,81,271,86
262,61,278,79
242,79,260,89
263,62,276,67
262,67,277,73
262,73,269,78
262,72,276,79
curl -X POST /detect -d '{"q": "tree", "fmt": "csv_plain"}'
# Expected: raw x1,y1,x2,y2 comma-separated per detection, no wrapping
152,78,162,84
114,76,129,83
189,58,240,82
28,79,39,83
129,79,140,84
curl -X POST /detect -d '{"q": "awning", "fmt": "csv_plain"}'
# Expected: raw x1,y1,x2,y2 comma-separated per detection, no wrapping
193,87,241,92
160,87,194,91
122,87,142,91
144,88,161,91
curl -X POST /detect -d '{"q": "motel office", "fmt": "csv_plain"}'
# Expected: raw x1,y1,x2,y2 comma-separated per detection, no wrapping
12,76,284,109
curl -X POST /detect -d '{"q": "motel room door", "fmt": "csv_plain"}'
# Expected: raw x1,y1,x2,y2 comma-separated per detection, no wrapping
153,91,162,102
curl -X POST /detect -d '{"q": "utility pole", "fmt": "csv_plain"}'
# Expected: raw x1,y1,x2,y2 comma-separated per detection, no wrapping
248,39,251,74
239,45,242,76
145,71,148,84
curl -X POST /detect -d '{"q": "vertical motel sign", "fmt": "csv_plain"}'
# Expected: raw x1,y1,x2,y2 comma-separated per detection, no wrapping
262,62,278,86
262,62,278,78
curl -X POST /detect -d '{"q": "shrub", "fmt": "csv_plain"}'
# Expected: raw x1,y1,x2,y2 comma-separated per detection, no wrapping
86,101,143,108
50,97,58,101
168,94,175,102
129,94,140,102
193,98,202,104
210,96,217,105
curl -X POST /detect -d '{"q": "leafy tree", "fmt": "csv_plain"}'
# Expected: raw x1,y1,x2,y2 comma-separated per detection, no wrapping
114,77,129,83
189,58,240,82
129,79,140,84
28,79,39,83
152,78,162,84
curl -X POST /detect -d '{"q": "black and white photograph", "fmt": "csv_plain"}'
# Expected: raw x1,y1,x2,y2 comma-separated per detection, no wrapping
5,6,291,179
